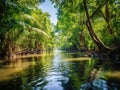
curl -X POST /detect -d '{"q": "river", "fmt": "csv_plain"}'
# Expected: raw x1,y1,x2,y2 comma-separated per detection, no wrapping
0,50,120,90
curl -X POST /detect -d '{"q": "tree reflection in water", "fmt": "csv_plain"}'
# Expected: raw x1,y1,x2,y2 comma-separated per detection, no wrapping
0,51,120,90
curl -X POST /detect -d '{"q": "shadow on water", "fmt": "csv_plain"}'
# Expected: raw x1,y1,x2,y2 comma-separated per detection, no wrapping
0,50,120,90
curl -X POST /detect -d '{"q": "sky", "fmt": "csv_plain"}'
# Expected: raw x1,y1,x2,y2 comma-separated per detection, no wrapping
39,0,58,25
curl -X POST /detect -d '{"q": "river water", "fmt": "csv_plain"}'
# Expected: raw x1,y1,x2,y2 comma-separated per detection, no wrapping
0,50,120,90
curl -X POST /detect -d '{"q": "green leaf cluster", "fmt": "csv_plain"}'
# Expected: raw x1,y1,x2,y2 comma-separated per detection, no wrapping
52,0,120,50
0,0,54,58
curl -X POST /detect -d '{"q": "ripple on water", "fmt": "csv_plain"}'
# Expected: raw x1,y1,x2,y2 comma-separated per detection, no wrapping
25,77,46,90
43,83,64,90
28,78,42,86
41,72,69,90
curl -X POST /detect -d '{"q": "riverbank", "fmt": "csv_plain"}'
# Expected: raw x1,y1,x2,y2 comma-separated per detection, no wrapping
0,53,54,61
1,48,120,61
0,49,54,60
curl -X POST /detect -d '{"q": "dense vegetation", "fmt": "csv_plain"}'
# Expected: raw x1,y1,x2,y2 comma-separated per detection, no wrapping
52,0,120,53
0,0,55,59
0,0,120,59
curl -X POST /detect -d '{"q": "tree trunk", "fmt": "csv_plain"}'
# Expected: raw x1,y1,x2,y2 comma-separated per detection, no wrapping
83,0,111,52
0,34,6,59
79,30,85,49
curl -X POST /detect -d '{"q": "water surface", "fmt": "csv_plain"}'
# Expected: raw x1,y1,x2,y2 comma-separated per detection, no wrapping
0,50,120,90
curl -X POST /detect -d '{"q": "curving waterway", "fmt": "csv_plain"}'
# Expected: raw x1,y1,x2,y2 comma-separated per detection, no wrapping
0,50,120,90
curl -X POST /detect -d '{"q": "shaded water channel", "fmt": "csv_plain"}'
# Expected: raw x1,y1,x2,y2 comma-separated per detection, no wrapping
0,50,120,90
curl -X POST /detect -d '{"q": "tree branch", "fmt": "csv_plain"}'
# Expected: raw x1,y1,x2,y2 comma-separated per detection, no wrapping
89,2,106,19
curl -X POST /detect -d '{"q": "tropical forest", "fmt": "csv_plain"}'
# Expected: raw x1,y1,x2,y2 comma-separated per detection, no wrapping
0,0,120,90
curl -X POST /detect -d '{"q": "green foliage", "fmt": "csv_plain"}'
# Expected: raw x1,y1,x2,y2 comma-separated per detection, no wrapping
0,0,55,58
53,0,120,50
1,0,120,58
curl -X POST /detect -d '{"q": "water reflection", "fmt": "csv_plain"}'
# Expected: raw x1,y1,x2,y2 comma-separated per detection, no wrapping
0,58,34,81
0,50,120,90
42,51,69,90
